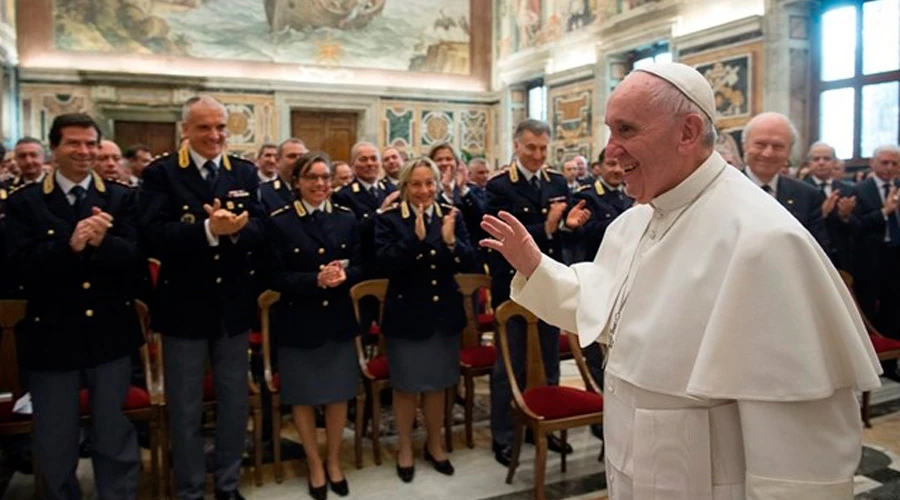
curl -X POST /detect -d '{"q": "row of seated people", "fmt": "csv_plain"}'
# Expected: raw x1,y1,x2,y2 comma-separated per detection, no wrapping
0,105,612,500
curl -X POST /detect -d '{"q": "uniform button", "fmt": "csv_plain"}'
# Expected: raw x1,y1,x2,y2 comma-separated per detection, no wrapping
238,203,244,209
509,269,515,275
249,270,255,276
82,282,91,290
430,249,437,256
430,264,436,270
247,251,252,256
34,317,39,323
214,254,220,260
182,205,189,210
431,280,438,286
548,248,554,254
294,248,300,253
322,300,329,307
318,248,325,255
85,309,94,318
363,213,370,219
47,229,55,236
319,264,325,270
215,277,222,284
454,257,461,263
341,243,346,249
523,207,530,212
432,295,439,302
542,208,548,214
125,301,132,306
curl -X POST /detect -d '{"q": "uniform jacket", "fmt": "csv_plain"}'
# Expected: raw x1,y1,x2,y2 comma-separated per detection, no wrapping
331,178,397,278
573,180,633,262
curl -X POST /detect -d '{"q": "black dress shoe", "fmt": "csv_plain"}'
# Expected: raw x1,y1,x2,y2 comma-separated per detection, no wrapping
590,424,603,440
396,463,415,483
214,490,246,500
327,471,349,497
308,479,328,500
424,448,454,476
492,440,512,467
525,431,573,454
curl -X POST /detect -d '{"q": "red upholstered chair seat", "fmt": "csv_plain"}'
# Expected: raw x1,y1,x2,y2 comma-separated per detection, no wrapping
477,313,494,332
78,386,151,414
522,386,603,420
460,345,496,368
249,332,263,347
871,334,900,354
272,373,280,390
559,335,572,354
369,323,382,336
365,356,389,380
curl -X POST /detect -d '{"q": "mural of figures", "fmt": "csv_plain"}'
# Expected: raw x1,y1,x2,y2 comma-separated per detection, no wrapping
52,0,471,74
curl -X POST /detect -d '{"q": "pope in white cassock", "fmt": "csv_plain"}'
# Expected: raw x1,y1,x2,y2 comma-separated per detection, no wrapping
480,62,882,499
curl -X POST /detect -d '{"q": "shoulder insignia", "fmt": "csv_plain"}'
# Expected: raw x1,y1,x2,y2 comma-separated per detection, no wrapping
274,179,282,191
293,200,307,217
222,154,235,171
508,165,519,183
270,205,290,217
42,171,55,194
351,182,360,193
90,171,107,193
324,200,334,213
0,188,6,200
541,167,553,182
594,180,605,196
178,144,190,168
544,167,562,176
399,201,410,219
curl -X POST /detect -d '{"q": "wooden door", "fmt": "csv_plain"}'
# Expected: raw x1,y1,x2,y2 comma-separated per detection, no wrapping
290,111,358,163
114,121,177,156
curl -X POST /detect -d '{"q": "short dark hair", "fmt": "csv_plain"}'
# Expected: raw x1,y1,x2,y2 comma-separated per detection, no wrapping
257,143,278,158
16,136,44,149
123,143,151,160
291,151,332,183
513,119,552,141
48,113,102,149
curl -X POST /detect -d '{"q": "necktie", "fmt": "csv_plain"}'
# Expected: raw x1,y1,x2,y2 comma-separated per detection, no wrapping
530,176,540,193
819,181,828,194
70,185,86,214
203,160,218,188
309,209,321,222
761,184,773,195
885,183,900,246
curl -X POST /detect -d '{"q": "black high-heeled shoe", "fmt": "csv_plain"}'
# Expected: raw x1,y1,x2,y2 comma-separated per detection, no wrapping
424,448,454,476
308,478,328,500
396,463,415,483
327,470,349,497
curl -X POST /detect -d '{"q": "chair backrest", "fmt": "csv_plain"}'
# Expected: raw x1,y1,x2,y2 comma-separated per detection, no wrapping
148,258,161,288
350,279,388,327
494,300,546,412
838,270,881,336
561,332,602,394
0,300,26,396
257,290,281,392
454,273,492,348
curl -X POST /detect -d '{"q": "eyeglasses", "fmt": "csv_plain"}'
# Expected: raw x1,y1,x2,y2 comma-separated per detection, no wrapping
301,174,333,182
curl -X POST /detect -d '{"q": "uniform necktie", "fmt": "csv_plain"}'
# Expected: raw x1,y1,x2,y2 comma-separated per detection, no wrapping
819,181,828,194
370,186,380,200
530,176,540,193
309,209,321,222
761,184,773,195
885,183,900,246
203,160,218,188
70,185,86,214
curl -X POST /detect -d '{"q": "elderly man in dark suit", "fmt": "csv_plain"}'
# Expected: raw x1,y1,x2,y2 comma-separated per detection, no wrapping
853,144,900,343
139,96,265,500
484,119,591,466
5,113,145,500
742,112,830,251
804,141,857,270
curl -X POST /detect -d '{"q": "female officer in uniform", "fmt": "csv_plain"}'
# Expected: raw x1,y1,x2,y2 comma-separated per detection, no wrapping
266,152,361,499
374,157,477,483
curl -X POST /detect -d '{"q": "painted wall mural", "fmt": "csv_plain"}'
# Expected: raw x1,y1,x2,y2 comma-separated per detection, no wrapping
548,79,594,164
52,0,471,74
380,101,491,161
495,0,664,58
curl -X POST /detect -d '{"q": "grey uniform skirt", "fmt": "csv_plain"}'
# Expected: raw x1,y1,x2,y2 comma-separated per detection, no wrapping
385,333,460,393
278,339,358,406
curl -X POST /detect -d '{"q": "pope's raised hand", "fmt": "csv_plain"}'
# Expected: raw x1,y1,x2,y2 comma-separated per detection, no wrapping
479,211,542,278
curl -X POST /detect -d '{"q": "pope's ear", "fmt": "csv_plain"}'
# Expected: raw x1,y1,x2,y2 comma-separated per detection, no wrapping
679,113,706,148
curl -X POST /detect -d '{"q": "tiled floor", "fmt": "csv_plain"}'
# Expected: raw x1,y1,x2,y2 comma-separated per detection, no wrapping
4,372,900,499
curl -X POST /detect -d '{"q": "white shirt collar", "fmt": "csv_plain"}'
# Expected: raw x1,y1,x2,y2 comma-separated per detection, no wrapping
55,170,92,198
412,203,435,218
357,178,377,191
811,175,830,186
600,179,621,192
651,152,727,213
301,199,326,214
258,171,277,183
745,167,778,196
515,159,540,182
188,146,222,173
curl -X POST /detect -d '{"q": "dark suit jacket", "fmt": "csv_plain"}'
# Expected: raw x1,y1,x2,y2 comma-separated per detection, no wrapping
852,177,895,281
573,180,633,262
484,166,569,307
265,200,362,349
331,179,398,278
259,178,294,214
768,175,830,252
5,172,144,371
439,183,486,248
804,177,858,270
375,202,477,340
138,149,265,340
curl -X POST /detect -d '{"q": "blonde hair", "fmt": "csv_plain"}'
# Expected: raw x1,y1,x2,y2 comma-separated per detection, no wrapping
397,156,440,202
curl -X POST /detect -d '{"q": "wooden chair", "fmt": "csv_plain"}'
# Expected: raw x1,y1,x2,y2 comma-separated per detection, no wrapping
454,273,496,448
494,301,604,500
350,279,391,468
839,271,900,427
257,290,284,482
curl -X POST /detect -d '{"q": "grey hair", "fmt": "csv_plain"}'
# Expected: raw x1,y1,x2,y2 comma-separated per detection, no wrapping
513,119,552,141
181,95,228,122
277,137,306,156
646,81,717,147
872,144,900,158
806,141,836,159
398,156,441,202
468,157,489,169
350,141,380,165
741,112,799,149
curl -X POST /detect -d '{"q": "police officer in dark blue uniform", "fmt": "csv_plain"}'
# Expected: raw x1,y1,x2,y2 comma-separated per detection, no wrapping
484,119,591,467
258,138,307,214
429,143,486,248
572,148,633,262
5,113,144,500
139,96,264,500
375,157,477,483
265,152,361,499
